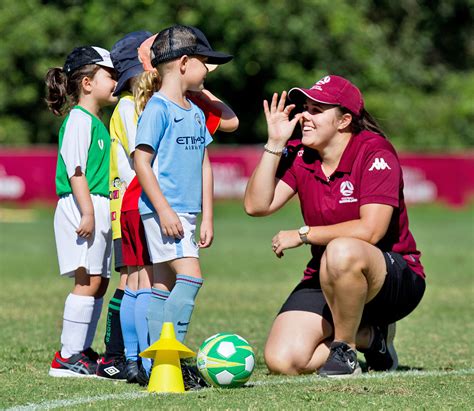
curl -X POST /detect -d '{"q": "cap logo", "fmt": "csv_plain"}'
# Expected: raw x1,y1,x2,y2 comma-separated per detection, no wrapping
311,75,331,91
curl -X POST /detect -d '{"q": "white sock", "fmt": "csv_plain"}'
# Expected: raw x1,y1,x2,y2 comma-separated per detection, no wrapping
60,294,94,358
84,297,103,350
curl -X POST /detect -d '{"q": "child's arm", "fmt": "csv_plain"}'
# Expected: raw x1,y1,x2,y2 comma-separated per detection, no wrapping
70,168,94,238
188,89,239,132
134,145,184,238
199,148,214,248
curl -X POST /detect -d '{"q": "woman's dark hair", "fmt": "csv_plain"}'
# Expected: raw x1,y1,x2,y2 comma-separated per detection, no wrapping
339,107,387,138
45,64,100,116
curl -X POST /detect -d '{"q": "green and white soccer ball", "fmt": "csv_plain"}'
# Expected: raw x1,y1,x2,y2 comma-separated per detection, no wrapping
196,333,255,388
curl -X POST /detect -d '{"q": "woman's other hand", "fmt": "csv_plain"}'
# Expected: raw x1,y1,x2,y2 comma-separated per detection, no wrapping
271,229,303,258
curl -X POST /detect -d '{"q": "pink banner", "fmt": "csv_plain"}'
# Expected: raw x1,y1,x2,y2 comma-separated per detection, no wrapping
0,147,473,206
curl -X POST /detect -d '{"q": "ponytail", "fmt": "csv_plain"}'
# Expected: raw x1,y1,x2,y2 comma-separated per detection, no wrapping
340,107,387,139
133,70,161,115
45,64,100,116
45,68,68,116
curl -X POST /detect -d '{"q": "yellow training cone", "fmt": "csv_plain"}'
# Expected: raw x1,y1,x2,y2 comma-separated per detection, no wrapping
140,322,195,393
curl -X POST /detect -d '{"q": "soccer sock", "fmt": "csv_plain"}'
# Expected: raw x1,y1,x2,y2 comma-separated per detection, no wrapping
135,288,152,374
83,297,103,351
163,274,203,343
120,287,139,361
147,288,170,344
103,288,125,359
60,293,94,358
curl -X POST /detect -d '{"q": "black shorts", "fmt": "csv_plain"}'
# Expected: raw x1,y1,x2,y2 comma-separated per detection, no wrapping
113,238,125,272
278,251,425,326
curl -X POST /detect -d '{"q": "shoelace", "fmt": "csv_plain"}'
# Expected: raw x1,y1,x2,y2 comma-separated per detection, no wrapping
329,343,351,362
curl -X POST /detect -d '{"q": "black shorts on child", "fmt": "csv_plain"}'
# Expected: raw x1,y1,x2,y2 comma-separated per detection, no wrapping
278,251,425,326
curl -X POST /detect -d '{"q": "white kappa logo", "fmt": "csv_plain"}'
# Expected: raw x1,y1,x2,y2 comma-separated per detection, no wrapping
98,139,104,150
340,181,354,197
369,158,391,171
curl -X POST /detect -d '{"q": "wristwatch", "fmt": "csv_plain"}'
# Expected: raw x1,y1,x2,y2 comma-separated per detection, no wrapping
298,225,311,244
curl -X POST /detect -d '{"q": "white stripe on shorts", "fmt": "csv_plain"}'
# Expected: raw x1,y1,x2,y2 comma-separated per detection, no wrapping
141,212,199,263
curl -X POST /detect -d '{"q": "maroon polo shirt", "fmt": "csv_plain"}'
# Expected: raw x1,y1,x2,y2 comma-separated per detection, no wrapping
277,130,425,280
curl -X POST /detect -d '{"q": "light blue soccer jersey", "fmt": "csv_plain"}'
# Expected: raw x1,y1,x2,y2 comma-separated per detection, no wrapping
135,92,213,215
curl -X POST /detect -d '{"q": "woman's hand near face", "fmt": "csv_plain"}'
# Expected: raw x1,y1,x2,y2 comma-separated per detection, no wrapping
263,91,302,148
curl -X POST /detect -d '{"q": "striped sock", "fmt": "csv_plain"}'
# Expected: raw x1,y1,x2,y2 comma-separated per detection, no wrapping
103,289,125,359
147,288,170,344
164,274,203,343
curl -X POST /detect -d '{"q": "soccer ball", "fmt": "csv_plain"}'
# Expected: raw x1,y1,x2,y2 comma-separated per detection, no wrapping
196,333,255,388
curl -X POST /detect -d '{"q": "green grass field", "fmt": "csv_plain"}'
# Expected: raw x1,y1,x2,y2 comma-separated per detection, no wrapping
0,201,473,410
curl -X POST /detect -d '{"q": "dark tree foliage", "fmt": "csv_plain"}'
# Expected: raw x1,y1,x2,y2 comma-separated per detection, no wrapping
0,0,472,150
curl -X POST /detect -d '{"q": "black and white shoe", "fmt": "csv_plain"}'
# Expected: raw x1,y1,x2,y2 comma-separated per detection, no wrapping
362,323,398,372
319,341,362,378
96,356,127,380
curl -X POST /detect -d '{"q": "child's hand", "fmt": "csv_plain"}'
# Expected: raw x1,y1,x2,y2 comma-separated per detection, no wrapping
76,213,94,239
199,220,214,248
159,207,184,238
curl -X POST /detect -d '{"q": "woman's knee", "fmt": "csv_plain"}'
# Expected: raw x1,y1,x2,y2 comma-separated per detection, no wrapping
323,238,366,280
264,345,311,375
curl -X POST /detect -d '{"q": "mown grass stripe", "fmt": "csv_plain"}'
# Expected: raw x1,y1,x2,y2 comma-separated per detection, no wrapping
7,368,474,411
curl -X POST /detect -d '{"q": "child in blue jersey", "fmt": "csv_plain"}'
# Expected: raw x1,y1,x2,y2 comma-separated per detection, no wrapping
134,25,233,370
45,46,117,377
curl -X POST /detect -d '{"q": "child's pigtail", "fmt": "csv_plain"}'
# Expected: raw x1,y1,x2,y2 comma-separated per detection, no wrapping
134,70,161,115
45,67,68,116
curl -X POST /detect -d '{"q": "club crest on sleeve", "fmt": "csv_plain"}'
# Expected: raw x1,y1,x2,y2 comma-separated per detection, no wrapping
369,158,391,171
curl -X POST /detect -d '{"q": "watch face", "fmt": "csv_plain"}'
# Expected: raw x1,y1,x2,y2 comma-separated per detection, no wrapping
299,226,310,235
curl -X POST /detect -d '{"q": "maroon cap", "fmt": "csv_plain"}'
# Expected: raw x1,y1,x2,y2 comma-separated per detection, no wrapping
288,75,364,115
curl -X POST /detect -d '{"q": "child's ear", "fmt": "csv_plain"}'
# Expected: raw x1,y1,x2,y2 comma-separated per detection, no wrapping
81,76,93,93
179,55,189,73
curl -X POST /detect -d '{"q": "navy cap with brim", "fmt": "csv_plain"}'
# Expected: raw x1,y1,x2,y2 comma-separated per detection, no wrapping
63,46,114,76
151,47,233,67
113,63,144,96
150,25,233,67
198,50,233,65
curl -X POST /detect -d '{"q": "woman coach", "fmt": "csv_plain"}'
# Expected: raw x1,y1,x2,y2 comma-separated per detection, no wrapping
244,75,425,377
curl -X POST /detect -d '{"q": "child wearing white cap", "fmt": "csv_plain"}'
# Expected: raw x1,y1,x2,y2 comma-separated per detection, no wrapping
45,46,117,377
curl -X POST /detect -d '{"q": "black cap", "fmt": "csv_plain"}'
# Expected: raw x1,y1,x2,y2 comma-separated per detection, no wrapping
63,46,114,76
150,25,233,67
110,31,152,96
